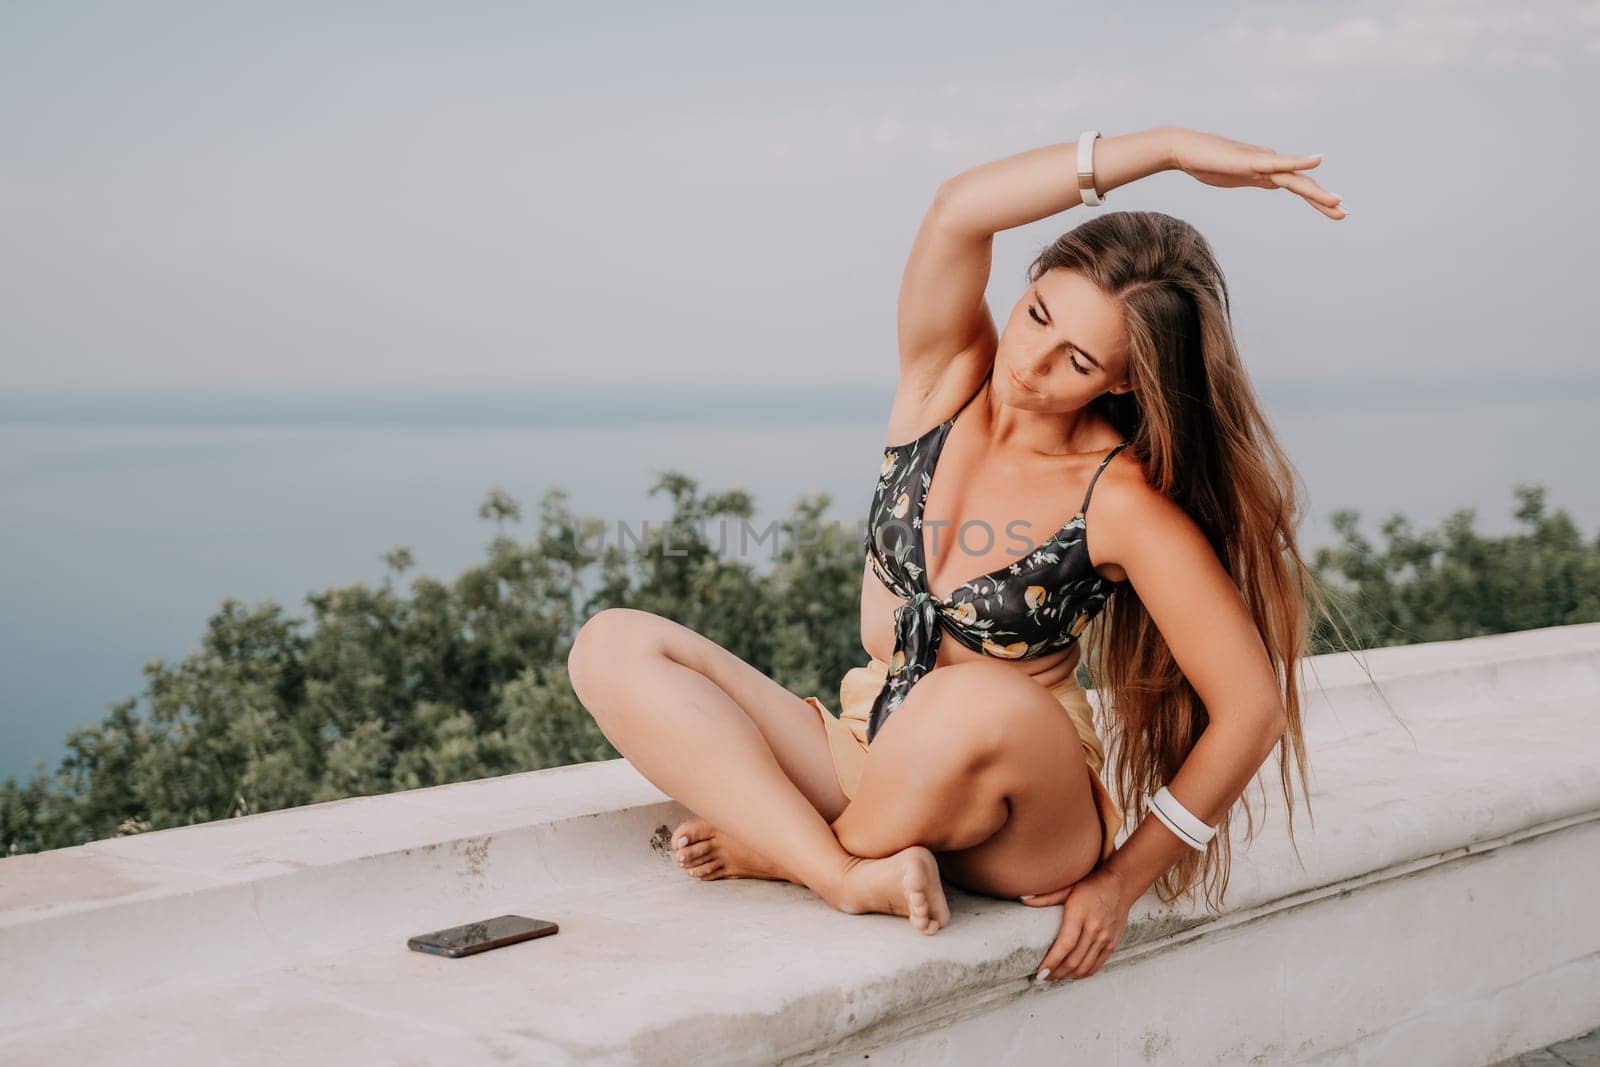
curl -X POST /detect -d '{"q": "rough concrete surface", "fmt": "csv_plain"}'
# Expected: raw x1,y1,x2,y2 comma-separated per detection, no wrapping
2,623,1598,1065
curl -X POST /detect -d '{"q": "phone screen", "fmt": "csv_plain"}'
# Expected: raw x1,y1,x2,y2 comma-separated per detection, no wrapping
407,914,559,958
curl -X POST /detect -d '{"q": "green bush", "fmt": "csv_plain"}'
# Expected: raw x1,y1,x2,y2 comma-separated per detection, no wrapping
4,477,1595,857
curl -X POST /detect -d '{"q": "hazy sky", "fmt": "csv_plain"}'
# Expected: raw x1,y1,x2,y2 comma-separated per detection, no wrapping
2,1,1597,390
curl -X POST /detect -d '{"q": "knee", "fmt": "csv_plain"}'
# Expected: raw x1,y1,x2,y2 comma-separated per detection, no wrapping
901,662,1066,774
567,608,660,702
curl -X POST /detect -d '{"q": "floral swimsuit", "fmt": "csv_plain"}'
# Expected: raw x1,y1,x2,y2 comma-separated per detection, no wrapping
862,373,1131,743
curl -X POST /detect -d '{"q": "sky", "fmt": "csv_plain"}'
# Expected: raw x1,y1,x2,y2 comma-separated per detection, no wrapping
3,0,1598,395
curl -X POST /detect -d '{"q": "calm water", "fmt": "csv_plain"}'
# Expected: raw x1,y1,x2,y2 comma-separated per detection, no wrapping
3,388,1596,783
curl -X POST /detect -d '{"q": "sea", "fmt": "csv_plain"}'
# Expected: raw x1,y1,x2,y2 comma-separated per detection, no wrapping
3,379,1596,783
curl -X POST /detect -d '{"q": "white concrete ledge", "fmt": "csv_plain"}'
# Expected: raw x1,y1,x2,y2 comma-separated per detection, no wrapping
2,624,1598,1065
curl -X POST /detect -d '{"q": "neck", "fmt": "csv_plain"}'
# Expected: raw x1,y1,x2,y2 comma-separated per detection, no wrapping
978,378,1107,460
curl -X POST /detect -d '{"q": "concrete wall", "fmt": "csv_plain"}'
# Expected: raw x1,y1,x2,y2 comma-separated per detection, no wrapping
2,623,1597,1065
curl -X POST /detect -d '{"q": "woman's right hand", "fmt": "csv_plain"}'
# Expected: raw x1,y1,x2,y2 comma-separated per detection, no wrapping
1168,128,1347,219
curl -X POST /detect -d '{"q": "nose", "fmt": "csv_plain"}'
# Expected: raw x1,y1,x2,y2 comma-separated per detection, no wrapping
1022,352,1053,379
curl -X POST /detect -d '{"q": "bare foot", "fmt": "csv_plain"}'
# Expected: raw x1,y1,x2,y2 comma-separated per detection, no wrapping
671,816,798,883
670,816,951,935
830,846,951,935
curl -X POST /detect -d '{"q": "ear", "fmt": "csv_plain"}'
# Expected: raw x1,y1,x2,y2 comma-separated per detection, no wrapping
1105,377,1134,396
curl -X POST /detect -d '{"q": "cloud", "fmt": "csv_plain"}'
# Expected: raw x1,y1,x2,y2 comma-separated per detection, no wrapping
1217,0,1598,70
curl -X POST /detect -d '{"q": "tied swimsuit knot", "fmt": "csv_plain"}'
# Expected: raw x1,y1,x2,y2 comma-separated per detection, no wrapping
893,589,938,638
869,589,943,741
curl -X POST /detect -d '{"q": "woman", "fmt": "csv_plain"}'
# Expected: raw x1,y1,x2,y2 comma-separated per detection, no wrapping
567,124,1343,983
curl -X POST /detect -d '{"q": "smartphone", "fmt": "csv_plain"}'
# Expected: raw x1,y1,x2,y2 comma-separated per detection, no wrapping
407,914,559,958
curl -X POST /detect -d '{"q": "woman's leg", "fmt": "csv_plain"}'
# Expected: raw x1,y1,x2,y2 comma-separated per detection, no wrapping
566,607,952,933
829,659,1105,899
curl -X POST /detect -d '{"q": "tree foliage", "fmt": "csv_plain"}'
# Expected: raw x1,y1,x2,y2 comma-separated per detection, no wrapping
1309,485,1600,650
3,478,1595,857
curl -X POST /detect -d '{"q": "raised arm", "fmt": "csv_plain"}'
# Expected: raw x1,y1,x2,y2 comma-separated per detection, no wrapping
890,126,1179,433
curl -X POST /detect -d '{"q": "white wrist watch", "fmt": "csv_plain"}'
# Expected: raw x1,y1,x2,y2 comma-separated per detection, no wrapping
1077,129,1105,206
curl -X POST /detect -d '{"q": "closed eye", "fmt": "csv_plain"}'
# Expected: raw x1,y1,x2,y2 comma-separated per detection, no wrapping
1030,305,1093,375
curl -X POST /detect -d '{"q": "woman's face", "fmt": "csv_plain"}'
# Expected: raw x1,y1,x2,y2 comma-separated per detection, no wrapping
996,267,1132,413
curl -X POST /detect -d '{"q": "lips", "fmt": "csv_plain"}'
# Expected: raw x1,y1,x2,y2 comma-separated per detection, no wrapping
1008,368,1036,394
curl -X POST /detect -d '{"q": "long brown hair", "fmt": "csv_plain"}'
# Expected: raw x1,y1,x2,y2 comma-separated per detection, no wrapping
1030,210,1325,912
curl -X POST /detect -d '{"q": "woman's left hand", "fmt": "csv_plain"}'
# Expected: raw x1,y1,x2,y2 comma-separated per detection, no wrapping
1168,127,1347,220
1020,866,1133,982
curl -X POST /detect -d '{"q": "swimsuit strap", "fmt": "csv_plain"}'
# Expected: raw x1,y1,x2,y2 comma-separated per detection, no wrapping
1079,439,1131,515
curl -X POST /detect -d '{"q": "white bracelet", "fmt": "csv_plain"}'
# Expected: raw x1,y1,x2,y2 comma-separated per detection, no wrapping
1148,785,1216,851
1076,129,1104,206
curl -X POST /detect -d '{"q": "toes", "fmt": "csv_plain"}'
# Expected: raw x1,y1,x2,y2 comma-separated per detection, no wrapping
676,840,716,866
672,818,718,867
671,817,713,849
687,859,721,879
902,848,950,933
926,883,951,928
907,873,945,934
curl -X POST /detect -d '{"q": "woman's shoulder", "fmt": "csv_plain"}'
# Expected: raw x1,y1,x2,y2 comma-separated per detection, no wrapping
1088,439,1155,503
1084,446,1205,563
